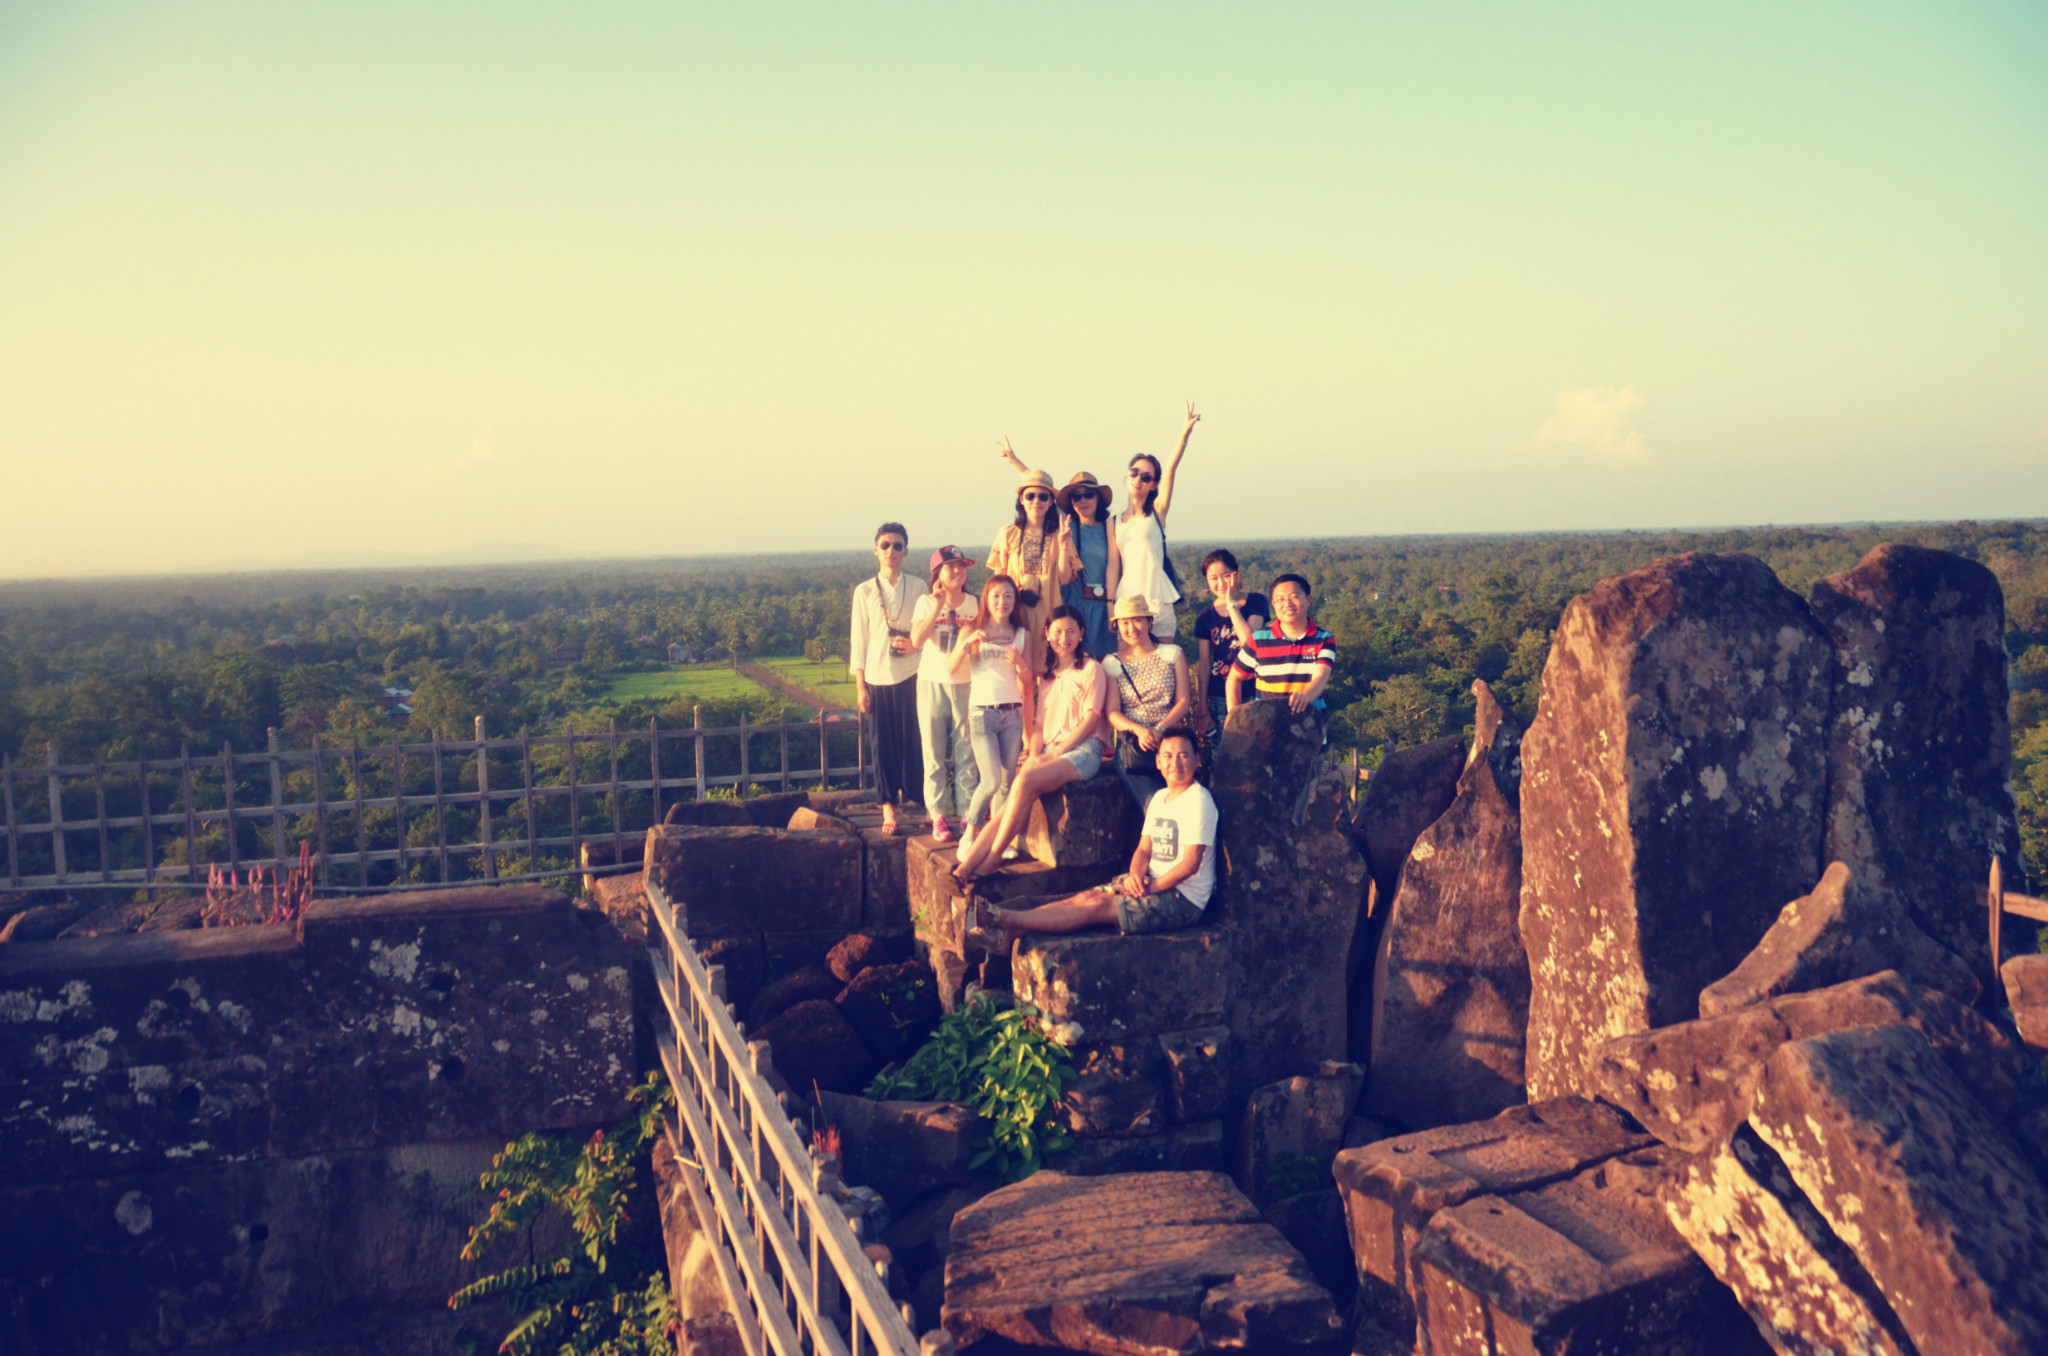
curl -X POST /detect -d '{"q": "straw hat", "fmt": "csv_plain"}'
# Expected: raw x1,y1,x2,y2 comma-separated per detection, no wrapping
1111,595,1156,622
1056,471,1112,516
1016,469,1057,497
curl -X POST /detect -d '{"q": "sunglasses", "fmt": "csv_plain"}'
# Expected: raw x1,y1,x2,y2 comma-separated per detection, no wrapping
1022,492,1053,503
1128,471,1158,484
878,541,906,551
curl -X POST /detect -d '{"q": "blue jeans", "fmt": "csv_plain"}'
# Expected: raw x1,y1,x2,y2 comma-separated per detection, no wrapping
917,678,978,821
967,705,1025,829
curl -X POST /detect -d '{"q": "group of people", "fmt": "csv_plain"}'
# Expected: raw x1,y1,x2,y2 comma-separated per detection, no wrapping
846,405,1337,942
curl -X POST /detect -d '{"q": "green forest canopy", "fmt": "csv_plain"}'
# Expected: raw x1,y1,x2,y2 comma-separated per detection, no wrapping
8,521,2048,874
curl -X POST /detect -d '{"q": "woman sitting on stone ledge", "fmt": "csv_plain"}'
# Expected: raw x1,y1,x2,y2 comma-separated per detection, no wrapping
968,730,1217,942
951,606,1108,884
1102,594,1193,812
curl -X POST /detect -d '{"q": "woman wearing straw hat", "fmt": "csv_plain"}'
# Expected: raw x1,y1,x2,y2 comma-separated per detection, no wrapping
1056,471,1120,660
983,464,1074,678
1102,593,1192,812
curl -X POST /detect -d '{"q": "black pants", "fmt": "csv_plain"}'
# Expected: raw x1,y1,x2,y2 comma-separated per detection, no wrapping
869,675,921,808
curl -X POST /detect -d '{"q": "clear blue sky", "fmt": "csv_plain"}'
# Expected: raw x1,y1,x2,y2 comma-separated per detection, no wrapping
2,3,2044,577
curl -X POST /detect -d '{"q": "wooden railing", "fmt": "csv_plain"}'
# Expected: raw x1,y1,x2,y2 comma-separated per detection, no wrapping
0,710,867,890
644,873,931,1356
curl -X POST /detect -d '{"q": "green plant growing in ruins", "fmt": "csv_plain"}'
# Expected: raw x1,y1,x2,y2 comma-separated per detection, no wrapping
449,1070,677,1356
1263,1151,1329,1202
864,993,1074,1182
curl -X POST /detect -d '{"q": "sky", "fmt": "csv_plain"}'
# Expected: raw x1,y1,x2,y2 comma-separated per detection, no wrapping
1,3,2044,578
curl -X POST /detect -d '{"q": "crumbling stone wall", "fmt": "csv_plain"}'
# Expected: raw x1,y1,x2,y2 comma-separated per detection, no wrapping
0,885,636,1356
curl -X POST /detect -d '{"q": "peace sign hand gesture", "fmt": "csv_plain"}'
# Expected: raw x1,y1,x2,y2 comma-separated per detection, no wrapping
1184,401,1201,428
997,436,1027,473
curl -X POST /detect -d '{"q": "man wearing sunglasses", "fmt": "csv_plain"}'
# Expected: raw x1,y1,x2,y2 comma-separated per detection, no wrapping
850,522,929,834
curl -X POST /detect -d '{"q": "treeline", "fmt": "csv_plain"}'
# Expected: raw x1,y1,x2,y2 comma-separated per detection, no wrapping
6,522,2048,871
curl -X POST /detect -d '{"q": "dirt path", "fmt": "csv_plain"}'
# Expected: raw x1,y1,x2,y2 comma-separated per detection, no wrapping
739,660,847,718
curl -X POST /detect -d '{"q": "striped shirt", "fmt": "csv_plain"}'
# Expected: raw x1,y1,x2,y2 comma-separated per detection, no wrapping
1231,622,1337,706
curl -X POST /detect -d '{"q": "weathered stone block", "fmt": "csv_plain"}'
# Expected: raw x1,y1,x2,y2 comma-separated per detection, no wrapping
1413,1146,1767,1356
1593,968,2019,1155
814,1093,986,1207
1519,552,1833,1101
1752,1023,2048,1356
0,886,635,1185
1061,1041,1166,1138
825,932,889,983
1240,1065,1363,1207
1811,543,2028,972
1022,771,1133,869
1662,1126,1917,1356
943,1171,1344,1353
860,832,912,935
1367,680,1528,1131
1049,1120,1226,1176
750,999,875,1096
1349,735,1464,910
1212,700,1367,1097
1012,928,1229,1043
787,805,859,834
644,825,862,938
1332,1098,1653,1347
762,928,846,978
1699,859,1977,1016
698,935,765,1013
747,963,841,1029
1159,1024,1231,1122
834,960,940,1063
1264,1187,1357,1312
2003,953,2048,1051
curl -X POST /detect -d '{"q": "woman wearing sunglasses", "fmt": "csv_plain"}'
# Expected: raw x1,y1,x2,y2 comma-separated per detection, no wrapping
1115,402,1200,642
983,467,1074,678
1055,471,1120,661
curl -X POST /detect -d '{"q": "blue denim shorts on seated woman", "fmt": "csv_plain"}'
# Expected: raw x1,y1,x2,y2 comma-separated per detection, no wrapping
1059,741,1103,779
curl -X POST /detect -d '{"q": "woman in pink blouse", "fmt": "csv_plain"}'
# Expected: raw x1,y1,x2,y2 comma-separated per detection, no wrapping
952,605,1109,883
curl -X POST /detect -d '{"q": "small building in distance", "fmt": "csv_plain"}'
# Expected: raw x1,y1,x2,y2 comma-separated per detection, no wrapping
551,644,583,664
667,642,697,666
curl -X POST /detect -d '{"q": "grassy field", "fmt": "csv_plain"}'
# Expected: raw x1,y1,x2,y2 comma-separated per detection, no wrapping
756,656,860,710
601,664,770,705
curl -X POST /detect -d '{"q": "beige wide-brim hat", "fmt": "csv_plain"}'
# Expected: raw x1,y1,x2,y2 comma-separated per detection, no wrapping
1016,469,1057,496
1056,471,1112,516
1111,595,1156,623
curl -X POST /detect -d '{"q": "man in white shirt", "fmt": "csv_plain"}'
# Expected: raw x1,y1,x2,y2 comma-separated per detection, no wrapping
849,522,929,835
971,731,1217,942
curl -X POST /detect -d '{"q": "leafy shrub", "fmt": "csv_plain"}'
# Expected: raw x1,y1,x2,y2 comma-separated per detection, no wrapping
449,1070,677,1356
865,994,1075,1181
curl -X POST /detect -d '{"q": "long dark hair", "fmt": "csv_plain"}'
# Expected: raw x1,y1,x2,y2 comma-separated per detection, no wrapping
1066,483,1106,525
1013,488,1056,530
976,573,1024,632
1042,605,1092,680
1127,454,1162,515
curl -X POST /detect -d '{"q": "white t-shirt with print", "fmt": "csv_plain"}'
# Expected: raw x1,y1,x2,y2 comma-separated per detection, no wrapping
912,593,979,684
968,629,1029,706
1143,781,1219,909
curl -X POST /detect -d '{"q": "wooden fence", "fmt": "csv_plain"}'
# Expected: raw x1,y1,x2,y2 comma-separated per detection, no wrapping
0,710,867,891
645,873,929,1356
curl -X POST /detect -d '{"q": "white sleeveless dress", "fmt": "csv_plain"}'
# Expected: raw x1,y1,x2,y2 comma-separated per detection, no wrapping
1115,512,1179,641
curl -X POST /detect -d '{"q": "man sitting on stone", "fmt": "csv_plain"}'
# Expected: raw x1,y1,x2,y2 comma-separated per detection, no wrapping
969,730,1217,945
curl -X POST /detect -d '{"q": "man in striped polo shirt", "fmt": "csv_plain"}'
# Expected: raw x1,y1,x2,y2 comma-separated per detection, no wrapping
1225,573,1337,715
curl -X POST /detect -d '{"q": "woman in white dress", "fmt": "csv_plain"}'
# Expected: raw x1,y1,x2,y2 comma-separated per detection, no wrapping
1115,403,1201,643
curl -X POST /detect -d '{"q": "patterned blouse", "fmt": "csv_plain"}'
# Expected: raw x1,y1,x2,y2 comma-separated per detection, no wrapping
1104,644,1182,729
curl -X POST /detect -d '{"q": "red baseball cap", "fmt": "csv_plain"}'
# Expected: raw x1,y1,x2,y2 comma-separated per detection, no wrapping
929,545,975,575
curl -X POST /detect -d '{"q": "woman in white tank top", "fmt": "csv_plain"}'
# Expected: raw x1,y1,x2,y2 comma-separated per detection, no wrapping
1114,403,1201,642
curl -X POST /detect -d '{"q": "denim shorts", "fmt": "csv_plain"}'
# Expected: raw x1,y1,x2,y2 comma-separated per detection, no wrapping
1108,876,1207,935
1059,741,1104,780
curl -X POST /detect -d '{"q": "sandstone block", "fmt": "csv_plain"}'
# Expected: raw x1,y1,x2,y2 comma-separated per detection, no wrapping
1012,929,1229,1043
738,790,814,827
1349,735,1464,910
645,825,862,938
1061,1041,1166,1138
750,999,876,1096
1159,1025,1231,1122
1413,1146,1766,1356
746,963,841,1029
1023,770,1134,870
787,805,859,834
2003,953,2048,1051
826,932,890,983
698,935,765,1012
1519,552,1833,1100
943,1170,1343,1353
1049,1120,1226,1176
1213,700,1367,1097
1699,859,1977,1016
1332,1099,1653,1347
1661,1126,1916,1356
1240,1066,1363,1207
1811,543,2028,972
1752,1023,2048,1356
762,928,846,977
815,1092,986,1207
861,825,913,934
835,960,941,1063
1593,969,2019,1155
1367,680,1529,1131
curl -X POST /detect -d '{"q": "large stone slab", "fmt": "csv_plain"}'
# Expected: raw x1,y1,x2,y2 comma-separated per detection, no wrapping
1413,1146,1767,1356
814,1092,986,1207
1593,968,2019,1155
1662,1126,1916,1356
1062,1041,1168,1138
2004,953,2048,1051
1024,771,1135,870
1012,929,1229,1045
1349,736,1465,911
1212,700,1368,1098
1158,1026,1231,1123
1332,1098,1653,1347
942,1170,1343,1353
1366,680,1528,1131
1240,1064,1363,1208
1048,1121,1227,1177
1699,859,1978,1016
1810,542,2029,973
1752,1023,2048,1356
1519,552,1832,1101
645,824,863,938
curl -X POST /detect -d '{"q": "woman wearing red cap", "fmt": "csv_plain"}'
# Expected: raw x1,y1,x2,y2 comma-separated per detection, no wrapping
909,545,981,843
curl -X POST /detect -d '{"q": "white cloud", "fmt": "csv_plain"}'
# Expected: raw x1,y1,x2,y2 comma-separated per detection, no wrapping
1527,386,1648,461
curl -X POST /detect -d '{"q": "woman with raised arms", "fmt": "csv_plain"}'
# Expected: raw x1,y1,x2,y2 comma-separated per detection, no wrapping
1115,403,1200,643
952,605,1108,883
